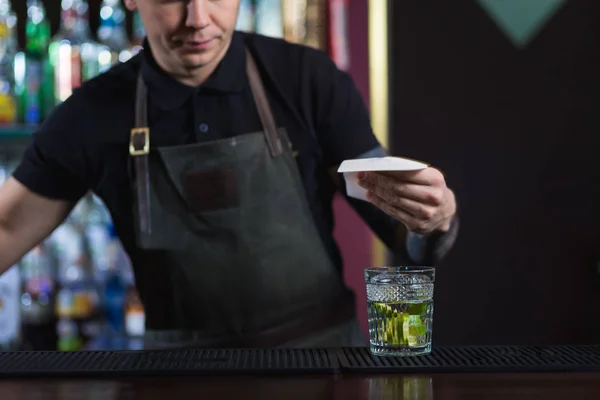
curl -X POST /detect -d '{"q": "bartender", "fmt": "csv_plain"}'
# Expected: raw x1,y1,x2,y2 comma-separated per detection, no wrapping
0,0,458,348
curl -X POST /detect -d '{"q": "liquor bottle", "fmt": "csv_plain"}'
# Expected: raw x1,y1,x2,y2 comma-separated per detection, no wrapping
236,0,255,32
124,287,144,338
254,0,283,38
304,0,327,50
130,10,146,56
0,265,21,350
0,0,14,62
54,250,102,349
0,0,17,123
85,195,112,282
282,0,306,44
49,0,107,106
19,243,58,350
328,0,350,71
282,0,327,50
52,215,103,351
0,159,21,350
51,221,85,351
103,223,127,334
16,0,52,124
97,0,131,66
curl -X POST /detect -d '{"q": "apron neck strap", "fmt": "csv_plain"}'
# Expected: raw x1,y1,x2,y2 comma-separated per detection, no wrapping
135,72,148,129
131,47,284,157
245,48,284,157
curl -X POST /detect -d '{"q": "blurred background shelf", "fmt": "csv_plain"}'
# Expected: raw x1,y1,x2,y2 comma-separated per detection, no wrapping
0,124,35,139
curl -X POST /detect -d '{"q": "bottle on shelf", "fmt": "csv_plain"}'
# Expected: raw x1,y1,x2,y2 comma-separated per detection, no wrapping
84,195,112,283
0,159,20,350
99,219,141,339
124,286,145,338
236,0,255,33
254,0,284,38
0,0,14,62
14,0,53,124
103,223,127,335
0,0,17,124
0,264,21,351
97,0,131,67
54,262,102,351
48,0,108,106
282,0,306,44
130,10,146,56
19,243,58,351
327,0,350,71
304,0,327,50
282,0,328,50
52,213,103,351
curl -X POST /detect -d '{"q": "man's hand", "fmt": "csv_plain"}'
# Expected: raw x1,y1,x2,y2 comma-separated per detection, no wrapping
357,168,456,234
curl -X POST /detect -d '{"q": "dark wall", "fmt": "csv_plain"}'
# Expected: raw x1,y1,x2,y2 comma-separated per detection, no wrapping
390,0,600,345
11,0,134,48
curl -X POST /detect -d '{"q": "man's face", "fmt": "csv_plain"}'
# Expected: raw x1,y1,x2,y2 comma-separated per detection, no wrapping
125,0,240,79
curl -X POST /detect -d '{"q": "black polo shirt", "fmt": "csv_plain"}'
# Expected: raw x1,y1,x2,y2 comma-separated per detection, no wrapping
12,31,385,273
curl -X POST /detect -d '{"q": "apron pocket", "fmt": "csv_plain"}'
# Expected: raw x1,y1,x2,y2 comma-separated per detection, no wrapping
183,167,240,212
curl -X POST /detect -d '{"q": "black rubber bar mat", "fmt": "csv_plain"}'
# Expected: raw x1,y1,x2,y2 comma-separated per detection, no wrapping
0,348,338,378
3,346,600,378
338,345,600,373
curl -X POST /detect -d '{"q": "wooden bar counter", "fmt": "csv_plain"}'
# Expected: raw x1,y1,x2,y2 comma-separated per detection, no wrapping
2,372,600,399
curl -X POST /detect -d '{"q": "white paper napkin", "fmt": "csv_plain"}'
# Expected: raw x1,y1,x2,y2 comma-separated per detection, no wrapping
337,156,428,201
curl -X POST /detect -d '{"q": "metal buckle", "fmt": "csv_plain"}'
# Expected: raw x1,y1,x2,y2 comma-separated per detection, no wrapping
129,127,150,156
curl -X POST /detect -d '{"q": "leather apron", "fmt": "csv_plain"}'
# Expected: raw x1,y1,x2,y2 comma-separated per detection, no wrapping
128,47,360,349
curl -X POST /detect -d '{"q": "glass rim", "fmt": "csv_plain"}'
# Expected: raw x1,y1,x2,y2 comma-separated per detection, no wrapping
365,266,435,273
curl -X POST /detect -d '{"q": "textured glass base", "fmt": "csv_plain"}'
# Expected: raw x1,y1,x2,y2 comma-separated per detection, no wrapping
370,343,432,357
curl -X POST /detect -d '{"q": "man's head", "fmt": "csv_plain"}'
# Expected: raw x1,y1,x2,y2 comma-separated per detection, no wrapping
124,0,240,86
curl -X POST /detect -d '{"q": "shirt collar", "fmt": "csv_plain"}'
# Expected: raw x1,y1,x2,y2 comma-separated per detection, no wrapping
140,31,247,111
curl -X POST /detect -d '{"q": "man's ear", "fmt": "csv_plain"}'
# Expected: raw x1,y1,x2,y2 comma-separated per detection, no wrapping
123,0,138,12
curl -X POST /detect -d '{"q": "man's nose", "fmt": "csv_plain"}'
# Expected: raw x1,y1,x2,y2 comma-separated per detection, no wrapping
186,0,210,29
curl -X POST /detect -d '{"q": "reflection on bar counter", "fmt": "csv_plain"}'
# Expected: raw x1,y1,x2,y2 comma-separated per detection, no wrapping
368,376,433,400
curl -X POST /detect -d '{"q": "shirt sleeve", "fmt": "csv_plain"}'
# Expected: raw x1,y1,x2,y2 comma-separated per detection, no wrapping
12,94,90,202
309,52,381,166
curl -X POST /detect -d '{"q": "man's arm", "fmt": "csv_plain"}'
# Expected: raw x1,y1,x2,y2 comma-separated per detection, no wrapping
329,158,459,265
305,48,458,264
0,178,76,275
0,83,92,276
336,146,459,265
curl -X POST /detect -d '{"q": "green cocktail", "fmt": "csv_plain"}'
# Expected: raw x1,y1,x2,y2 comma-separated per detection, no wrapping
365,267,434,356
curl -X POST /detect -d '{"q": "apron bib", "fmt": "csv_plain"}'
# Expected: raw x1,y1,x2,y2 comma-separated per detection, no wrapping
128,46,358,348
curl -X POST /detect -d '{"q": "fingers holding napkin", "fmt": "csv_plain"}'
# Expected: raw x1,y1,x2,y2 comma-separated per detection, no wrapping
338,157,457,235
